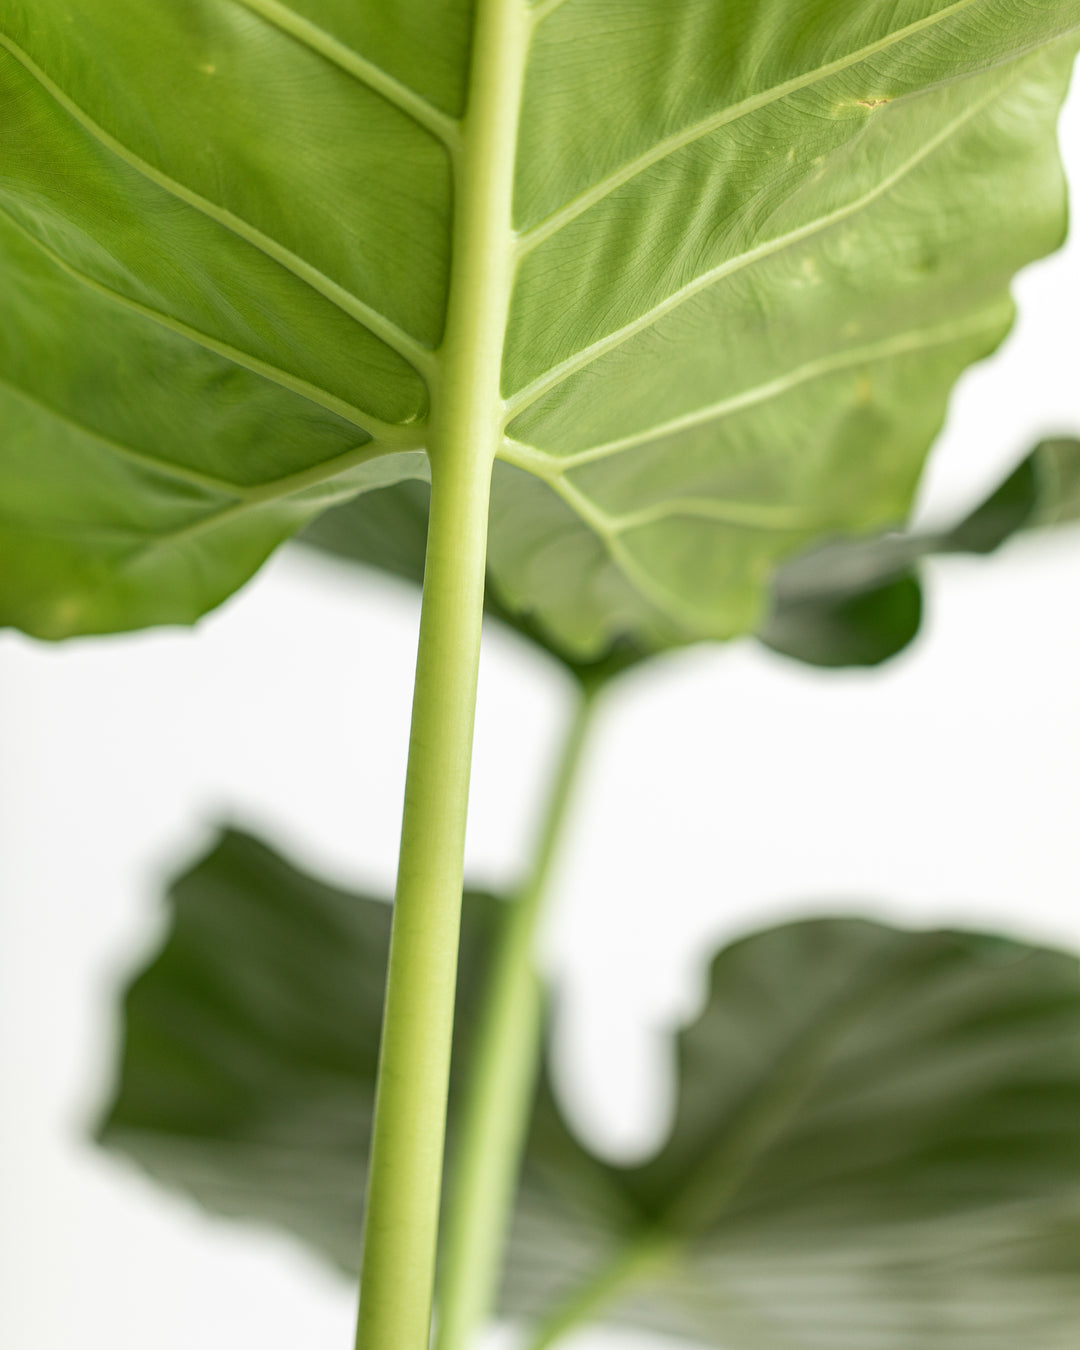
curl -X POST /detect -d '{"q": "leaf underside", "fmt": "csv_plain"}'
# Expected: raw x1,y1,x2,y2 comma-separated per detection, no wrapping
300,436,1080,673
100,829,1080,1349
0,2,1077,648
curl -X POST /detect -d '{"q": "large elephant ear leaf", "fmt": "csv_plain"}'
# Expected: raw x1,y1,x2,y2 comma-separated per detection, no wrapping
97,829,506,1272
504,918,1080,1349
99,833,1080,1349
489,20,1079,661
0,3,1077,640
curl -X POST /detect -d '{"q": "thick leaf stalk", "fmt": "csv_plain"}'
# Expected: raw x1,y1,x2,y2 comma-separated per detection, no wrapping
354,448,493,1348
355,0,531,1346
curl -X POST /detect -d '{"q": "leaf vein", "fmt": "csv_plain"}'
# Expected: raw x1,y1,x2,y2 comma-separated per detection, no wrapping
504,306,1012,470
529,0,575,27
507,84,1004,418
0,200,420,447
516,0,985,252
0,28,437,380
229,0,462,152
118,440,404,567
0,372,247,498
536,473,720,634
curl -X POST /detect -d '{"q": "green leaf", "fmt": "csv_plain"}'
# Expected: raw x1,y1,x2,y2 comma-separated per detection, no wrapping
515,919,1080,1349
1,4,1077,642
760,436,1080,667
947,435,1080,541
100,830,1080,1348
760,570,924,669
98,829,505,1268
302,437,1080,674
299,480,653,684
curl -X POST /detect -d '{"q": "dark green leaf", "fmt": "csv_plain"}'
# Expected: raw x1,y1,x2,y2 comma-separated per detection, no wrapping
760,436,1080,667
1027,436,1080,527
301,478,431,590
98,829,504,1269
510,919,1080,1347
939,456,1041,555
1,5,1077,642
101,831,1080,1347
759,571,924,668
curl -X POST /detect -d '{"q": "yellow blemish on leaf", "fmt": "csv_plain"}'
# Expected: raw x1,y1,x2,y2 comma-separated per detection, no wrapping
857,97,891,109
198,62,217,75
46,597,86,634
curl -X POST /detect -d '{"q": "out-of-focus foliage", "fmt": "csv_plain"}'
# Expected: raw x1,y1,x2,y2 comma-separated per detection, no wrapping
760,435,1080,667
101,829,1080,1349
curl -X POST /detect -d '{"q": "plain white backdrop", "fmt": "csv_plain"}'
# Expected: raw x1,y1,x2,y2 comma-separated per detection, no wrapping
2,80,1079,1350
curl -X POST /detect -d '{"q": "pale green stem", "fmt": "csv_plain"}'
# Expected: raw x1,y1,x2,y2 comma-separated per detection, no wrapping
354,1,531,1346
524,1230,676,1350
354,448,494,1350
435,686,599,1350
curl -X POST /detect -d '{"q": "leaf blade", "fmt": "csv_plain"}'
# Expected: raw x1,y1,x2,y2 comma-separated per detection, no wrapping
1,2,1077,640
99,832,1080,1349
509,920,1080,1348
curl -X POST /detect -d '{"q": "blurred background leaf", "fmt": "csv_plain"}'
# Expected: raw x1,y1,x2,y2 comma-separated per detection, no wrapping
100,830,1080,1348
760,435,1080,667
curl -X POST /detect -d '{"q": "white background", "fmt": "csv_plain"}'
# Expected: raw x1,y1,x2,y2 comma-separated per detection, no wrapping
2,81,1079,1350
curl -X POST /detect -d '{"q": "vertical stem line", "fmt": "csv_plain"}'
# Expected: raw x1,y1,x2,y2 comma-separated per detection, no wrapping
435,687,598,1350
355,1,531,1346
354,448,495,1350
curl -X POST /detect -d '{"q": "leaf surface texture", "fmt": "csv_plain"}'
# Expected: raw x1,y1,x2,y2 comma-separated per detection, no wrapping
0,2,1077,642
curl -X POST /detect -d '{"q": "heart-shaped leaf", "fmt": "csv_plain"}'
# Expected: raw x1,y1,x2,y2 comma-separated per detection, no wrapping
100,829,1080,1348
1,5,1077,643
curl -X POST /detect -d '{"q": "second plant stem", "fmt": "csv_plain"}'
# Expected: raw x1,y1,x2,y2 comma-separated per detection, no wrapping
435,683,598,1350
